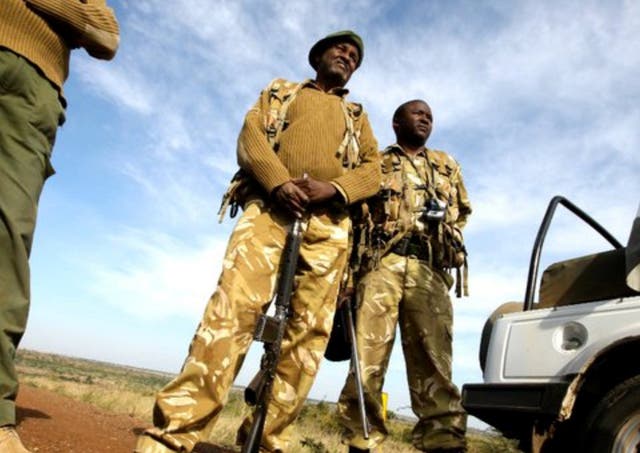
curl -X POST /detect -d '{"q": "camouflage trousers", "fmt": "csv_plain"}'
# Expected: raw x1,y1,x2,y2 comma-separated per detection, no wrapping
338,252,467,451
0,50,63,426
146,202,349,453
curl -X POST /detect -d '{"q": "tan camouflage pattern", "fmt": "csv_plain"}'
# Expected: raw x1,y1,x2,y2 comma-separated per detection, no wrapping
144,202,350,453
383,146,433,237
367,145,471,268
339,146,469,451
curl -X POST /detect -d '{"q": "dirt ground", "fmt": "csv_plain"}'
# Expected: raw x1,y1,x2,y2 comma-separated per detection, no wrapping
16,385,236,453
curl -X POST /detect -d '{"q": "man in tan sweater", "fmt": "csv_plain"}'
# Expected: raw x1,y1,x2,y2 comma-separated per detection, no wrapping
136,31,381,453
0,1,118,451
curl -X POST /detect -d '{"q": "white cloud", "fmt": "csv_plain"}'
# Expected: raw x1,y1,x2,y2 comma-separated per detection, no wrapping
73,57,155,114
84,1,638,355
88,229,229,319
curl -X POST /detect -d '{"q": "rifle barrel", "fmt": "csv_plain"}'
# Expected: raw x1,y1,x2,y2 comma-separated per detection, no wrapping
345,301,369,439
241,218,304,452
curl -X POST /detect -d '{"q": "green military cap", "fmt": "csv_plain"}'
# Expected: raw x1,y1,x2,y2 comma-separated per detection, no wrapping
308,30,364,70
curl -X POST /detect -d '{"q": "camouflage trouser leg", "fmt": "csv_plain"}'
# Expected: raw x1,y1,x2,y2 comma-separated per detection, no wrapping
238,208,350,452
0,50,62,426
338,253,466,451
147,203,349,452
338,252,402,450
400,257,467,451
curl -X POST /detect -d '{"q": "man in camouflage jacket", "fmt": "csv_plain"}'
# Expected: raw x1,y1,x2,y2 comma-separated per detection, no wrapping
338,100,471,453
135,31,380,453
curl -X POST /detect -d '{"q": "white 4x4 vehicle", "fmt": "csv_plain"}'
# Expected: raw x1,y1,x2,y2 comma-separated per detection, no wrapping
462,196,640,453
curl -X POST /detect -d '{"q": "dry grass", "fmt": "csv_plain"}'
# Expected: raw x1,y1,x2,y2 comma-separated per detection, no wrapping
15,349,521,452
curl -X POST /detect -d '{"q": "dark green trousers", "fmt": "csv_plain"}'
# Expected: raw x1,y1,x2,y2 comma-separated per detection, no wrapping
0,49,64,425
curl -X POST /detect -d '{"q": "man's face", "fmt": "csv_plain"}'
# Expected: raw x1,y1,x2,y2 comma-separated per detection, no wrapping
315,40,360,86
394,101,433,145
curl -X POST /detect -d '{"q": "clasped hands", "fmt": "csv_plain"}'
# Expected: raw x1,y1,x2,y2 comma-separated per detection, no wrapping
273,176,338,218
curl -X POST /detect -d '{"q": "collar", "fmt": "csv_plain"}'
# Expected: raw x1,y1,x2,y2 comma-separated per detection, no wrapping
384,143,428,158
302,78,350,97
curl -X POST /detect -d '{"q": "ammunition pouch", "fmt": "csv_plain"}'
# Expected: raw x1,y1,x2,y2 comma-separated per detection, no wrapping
391,235,431,261
439,224,467,269
217,169,266,222
439,224,469,297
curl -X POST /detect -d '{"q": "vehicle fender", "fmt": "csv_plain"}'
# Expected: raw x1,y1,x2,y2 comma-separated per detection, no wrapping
558,334,640,421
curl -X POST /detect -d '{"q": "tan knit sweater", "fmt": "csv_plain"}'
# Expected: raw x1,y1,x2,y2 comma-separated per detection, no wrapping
237,81,381,204
0,0,119,93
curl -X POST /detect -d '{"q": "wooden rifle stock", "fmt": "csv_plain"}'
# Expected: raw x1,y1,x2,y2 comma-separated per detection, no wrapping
241,218,304,453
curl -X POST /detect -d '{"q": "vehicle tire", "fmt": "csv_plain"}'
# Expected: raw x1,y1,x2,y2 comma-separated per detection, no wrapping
582,375,640,453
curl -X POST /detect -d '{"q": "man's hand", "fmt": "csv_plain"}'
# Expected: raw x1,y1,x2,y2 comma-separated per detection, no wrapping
273,181,309,218
292,176,337,204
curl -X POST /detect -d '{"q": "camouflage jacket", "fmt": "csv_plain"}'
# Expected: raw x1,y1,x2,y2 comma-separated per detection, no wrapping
353,144,472,295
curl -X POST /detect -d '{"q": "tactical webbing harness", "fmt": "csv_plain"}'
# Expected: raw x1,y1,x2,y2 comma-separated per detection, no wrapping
217,78,363,222
359,148,469,297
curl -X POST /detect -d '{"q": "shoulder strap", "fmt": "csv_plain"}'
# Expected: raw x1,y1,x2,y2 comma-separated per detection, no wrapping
380,146,401,173
267,79,364,169
336,99,365,170
218,80,301,223
427,148,468,296
264,79,304,150
219,80,363,221
427,148,459,173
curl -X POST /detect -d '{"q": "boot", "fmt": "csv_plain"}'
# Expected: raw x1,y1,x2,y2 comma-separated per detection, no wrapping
348,447,370,453
134,433,179,453
0,426,31,453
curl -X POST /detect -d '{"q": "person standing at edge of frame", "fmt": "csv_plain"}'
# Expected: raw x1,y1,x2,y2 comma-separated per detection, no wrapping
338,99,471,453
0,1,119,452
134,30,381,453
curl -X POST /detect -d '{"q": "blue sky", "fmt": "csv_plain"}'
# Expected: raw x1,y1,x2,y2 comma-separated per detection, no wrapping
22,0,639,427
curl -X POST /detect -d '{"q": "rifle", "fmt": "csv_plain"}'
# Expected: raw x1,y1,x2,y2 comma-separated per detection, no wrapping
242,217,304,453
342,295,370,439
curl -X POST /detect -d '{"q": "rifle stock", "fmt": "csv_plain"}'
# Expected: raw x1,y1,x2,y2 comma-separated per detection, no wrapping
241,218,304,453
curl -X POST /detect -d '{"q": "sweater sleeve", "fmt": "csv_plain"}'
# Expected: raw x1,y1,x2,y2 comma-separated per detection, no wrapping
331,112,381,204
236,81,291,194
25,0,119,60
